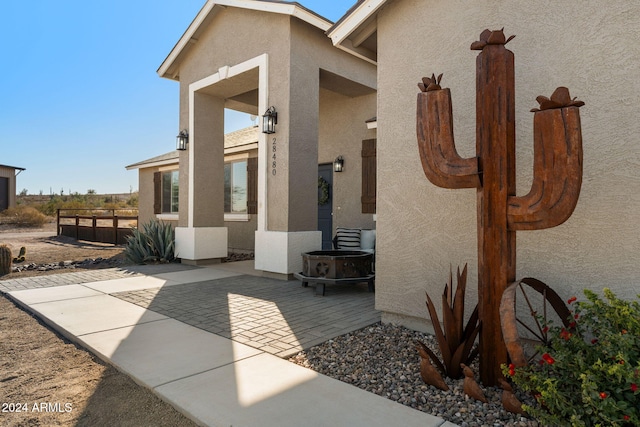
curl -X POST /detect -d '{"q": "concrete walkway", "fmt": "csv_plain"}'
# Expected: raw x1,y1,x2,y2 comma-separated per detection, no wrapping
2,263,456,427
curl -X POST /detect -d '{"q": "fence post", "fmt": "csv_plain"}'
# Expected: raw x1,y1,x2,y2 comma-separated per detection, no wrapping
75,215,79,240
57,209,60,236
92,215,97,242
113,212,118,245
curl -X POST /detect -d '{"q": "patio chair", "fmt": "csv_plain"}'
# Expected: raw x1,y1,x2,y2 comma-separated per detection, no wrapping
332,227,376,270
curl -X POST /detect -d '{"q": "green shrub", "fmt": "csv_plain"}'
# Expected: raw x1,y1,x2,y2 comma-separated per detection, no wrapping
504,289,640,426
124,220,175,264
0,206,49,227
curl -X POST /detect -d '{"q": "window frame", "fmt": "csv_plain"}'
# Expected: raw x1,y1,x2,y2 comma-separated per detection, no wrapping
224,158,249,216
154,168,179,216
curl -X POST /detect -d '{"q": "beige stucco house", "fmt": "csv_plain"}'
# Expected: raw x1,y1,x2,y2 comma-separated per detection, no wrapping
0,164,25,211
133,0,639,342
329,0,640,331
143,0,377,274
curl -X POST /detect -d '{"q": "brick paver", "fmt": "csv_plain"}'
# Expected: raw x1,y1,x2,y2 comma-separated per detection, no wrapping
0,268,140,294
114,275,380,357
1,265,381,359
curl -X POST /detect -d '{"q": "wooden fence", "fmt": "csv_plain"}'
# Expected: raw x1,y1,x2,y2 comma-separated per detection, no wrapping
57,209,138,245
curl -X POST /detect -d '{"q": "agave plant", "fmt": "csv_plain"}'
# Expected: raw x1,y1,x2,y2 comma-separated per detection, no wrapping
124,219,175,264
418,264,481,379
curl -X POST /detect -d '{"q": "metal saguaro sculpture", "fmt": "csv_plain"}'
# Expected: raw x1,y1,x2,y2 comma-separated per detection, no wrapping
416,29,584,385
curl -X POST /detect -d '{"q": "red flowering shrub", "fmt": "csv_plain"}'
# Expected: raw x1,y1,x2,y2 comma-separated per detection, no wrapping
503,289,639,426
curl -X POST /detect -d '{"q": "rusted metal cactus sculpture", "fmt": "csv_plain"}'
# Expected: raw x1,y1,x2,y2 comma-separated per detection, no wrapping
416,29,584,385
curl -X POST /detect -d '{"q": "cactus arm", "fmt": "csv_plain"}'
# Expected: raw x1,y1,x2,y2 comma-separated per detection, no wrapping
507,106,583,230
417,88,480,189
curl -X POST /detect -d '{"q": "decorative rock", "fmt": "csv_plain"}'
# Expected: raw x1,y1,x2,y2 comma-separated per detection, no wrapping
9,256,125,274
288,323,538,426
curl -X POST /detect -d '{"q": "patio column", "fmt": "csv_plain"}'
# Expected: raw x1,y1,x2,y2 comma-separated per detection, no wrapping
255,63,322,276
175,92,227,264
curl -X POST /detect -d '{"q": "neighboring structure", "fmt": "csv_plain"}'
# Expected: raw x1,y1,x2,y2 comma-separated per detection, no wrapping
139,0,639,336
0,164,25,211
329,0,640,330
154,0,377,273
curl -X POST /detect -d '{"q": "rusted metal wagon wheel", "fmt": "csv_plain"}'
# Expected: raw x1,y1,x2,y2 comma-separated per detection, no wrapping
500,278,573,367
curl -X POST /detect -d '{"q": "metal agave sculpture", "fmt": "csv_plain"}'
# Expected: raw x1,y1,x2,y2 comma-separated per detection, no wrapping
418,264,481,379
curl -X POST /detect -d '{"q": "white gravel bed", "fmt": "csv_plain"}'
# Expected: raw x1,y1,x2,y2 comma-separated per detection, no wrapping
289,323,540,427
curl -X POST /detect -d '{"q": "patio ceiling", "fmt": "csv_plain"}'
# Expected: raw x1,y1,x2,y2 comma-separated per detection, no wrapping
319,69,376,98
198,67,260,115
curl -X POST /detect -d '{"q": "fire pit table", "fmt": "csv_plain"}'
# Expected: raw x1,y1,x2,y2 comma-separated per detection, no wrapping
294,250,375,296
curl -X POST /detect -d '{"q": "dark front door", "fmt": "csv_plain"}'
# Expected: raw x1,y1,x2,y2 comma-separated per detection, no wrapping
317,164,333,249
0,177,8,211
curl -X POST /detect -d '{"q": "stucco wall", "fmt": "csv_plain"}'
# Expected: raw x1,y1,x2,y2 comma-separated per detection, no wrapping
137,167,155,225
289,18,377,233
137,166,179,229
376,0,640,329
226,217,257,252
318,88,377,232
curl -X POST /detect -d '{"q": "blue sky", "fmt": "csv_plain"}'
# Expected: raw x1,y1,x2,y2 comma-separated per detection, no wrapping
0,1,353,195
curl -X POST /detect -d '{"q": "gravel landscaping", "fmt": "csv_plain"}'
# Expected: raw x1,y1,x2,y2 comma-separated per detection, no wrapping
289,322,540,427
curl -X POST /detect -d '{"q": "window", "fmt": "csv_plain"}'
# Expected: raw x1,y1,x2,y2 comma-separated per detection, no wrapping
224,161,247,213
154,170,178,214
162,170,179,213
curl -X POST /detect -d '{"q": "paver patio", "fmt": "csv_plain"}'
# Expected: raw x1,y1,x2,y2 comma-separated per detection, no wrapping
113,274,379,357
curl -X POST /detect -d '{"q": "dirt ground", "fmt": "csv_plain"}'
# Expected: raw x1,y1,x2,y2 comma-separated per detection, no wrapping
0,222,128,278
0,223,199,426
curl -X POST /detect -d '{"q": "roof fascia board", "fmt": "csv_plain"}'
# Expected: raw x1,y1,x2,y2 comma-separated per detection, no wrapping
0,164,26,171
328,0,387,50
217,0,332,30
125,142,258,170
158,1,219,79
225,142,258,154
158,0,332,79
125,158,179,170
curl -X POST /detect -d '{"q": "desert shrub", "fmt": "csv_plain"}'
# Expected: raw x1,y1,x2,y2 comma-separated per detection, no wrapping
124,219,175,264
505,289,639,426
126,193,139,207
0,206,49,227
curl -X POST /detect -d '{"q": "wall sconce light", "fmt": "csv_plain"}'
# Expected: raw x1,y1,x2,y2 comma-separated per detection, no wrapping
176,129,189,151
334,156,344,172
262,106,277,134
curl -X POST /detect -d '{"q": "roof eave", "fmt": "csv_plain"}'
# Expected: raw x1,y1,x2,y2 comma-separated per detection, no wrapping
126,158,179,171
158,0,334,80
327,0,387,66
0,164,26,171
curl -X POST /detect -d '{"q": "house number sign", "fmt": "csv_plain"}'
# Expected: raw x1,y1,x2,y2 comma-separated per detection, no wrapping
271,137,277,175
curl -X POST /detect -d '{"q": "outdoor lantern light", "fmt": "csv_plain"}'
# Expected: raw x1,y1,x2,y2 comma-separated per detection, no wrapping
262,106,277,134
334,156,344,172
176,129,189,151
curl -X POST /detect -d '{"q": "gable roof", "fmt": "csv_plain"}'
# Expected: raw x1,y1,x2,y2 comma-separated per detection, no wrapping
158,0,334,80
327,0,387,65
